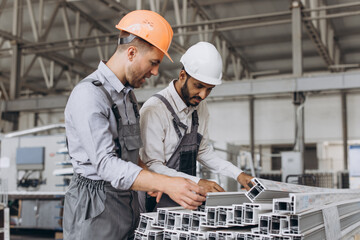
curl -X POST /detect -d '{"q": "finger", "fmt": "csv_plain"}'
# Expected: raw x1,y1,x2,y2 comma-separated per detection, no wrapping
156,192,163,203
184,190,206,202
181,195,204,208
214,184,225,192
147,191,157,197
178,201,198,210
243,184,251,191
188,183,207,196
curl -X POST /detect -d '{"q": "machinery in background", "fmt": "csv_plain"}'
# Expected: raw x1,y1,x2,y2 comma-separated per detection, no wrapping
0,124,70,231
281,151,303,183
349,145,360,189
16,147,46,189
0,124,70,192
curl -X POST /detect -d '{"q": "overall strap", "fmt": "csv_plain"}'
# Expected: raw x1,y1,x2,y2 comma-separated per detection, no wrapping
153,94,188,139
81,78,122,158
128,90,140,119
82,79,122,121
191,110,199,132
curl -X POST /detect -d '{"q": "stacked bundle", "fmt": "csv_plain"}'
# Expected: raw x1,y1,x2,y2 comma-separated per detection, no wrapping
134,178,360,240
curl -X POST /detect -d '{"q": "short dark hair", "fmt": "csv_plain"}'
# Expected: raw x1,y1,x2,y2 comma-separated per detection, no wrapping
116,32,154,53
181,66,191,79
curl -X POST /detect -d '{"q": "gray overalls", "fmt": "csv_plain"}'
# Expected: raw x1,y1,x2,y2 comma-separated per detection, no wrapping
64,79,142,240
144,94,203,211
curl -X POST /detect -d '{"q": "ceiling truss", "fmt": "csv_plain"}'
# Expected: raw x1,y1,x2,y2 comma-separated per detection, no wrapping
0,0,359,107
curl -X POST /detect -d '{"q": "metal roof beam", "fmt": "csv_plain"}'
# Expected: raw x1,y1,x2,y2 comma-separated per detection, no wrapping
3,70,360,112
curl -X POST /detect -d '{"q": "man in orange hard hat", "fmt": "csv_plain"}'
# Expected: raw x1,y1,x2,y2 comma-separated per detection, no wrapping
63,10,206,240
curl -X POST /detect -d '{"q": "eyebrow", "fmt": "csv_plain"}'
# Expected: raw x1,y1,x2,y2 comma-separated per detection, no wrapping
196,83,214,89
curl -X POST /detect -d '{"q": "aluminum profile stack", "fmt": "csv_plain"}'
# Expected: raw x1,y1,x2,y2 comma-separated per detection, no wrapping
134,178,360,239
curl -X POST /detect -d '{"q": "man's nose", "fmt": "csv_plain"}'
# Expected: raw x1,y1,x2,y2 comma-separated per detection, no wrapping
150,65,159,76
198,89,207,99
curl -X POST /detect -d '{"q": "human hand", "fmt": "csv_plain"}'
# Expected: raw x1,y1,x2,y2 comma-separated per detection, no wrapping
237,172,254,191
147,191,163,203
198,179,225,193
164,177,206,210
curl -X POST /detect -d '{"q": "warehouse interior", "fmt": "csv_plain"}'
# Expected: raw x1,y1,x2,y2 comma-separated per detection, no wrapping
1,0,360,239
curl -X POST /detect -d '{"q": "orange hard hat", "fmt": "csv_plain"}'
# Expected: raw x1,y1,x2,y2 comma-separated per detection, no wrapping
116,10,173,62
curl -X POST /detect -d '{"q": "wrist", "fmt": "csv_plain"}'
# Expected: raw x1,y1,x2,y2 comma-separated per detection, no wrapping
151,172,170,193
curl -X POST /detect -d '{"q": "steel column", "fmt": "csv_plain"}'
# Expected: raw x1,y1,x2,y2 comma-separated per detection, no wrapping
291,0,303,77
341,91,348,170
249,96,255,167
293,92,306,174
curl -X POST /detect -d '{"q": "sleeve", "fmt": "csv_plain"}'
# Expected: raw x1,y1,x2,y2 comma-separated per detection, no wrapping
66,84,142,190
139,102,200,183
197,103,243,180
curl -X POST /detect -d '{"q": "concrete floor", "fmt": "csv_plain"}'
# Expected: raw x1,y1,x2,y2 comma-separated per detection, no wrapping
10,229,59,240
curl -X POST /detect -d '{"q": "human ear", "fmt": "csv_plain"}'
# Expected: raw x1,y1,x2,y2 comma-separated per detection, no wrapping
179,70,187,82
127,46,137,61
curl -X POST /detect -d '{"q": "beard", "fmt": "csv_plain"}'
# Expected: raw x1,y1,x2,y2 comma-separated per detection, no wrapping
127,69,145,88
181,78,202,107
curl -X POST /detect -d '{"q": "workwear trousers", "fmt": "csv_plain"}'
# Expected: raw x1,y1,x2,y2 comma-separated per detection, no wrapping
63,173,139,240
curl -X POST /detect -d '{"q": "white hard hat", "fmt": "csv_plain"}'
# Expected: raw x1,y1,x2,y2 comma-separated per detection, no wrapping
180,42,223,85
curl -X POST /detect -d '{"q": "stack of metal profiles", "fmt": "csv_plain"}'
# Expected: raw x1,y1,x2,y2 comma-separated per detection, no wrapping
134,178,360,239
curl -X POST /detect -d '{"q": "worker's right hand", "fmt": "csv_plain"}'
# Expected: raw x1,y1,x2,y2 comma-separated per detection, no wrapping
164,177,206,210
198,179,225,193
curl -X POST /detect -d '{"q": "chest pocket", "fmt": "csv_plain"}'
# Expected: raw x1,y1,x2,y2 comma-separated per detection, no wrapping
122,124,143,151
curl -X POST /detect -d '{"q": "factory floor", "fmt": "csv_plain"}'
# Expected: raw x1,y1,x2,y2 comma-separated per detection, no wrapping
10,229,59,240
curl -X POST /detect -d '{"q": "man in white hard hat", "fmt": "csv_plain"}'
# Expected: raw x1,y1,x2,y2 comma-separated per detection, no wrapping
139,42,253,211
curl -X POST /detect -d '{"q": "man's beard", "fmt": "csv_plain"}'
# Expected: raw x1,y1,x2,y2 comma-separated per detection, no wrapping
181,78,202,107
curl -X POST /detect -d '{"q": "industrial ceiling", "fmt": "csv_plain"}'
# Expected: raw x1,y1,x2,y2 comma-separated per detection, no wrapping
0,0,360,103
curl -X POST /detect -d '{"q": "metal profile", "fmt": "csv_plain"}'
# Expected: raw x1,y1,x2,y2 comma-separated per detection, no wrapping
189,231,206,240
137,212,158,233
134,229,163,240
205,192,250,207
189,211,206,232
165,208,192,231
133,188,360,239
286,198,360,239
273,198,293,214
163,229,177,240
259,236,272,240
300,208,360,240
216,231,234,240
288,209,323,234
206,231,217,240
216,206,233,227
227,204,245,226
235,232,261,240
163,229,190,240
270,236,292,240
180,212,192,231
258,213,272,235
243,203,272,225
269,214,289,235
217,228,256,240
197,191,249,212
246,178,335,203
201,206,218,228
273,191,360,214
152,206,184,229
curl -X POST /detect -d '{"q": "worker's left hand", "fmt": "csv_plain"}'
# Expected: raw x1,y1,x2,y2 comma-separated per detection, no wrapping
198,179,225,193
237,172,254,191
